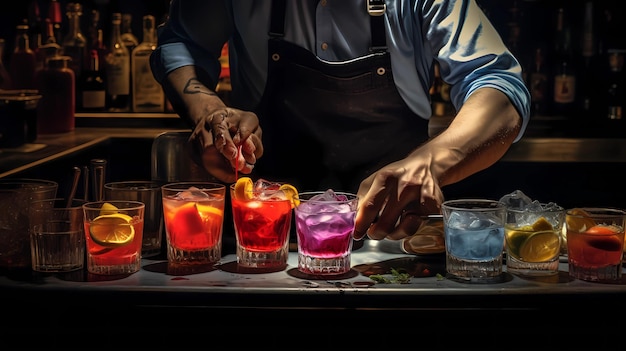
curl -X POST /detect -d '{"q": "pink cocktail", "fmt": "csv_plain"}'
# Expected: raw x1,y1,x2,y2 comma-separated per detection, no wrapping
294,190,358,275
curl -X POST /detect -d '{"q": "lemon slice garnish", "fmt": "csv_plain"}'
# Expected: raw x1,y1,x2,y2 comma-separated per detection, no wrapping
99,202,120,215
519,231,561,262
89,213,135,248
234,177,253,200
196,203,224,218
278,183,299,208
566,208,597,232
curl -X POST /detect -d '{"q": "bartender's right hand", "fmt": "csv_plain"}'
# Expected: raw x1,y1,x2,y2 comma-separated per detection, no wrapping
188,106,263,184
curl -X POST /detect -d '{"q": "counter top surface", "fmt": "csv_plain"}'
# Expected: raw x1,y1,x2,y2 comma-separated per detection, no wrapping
4,238,624,345
4,240,625,302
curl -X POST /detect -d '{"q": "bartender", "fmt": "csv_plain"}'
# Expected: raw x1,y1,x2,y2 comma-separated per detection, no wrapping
150,0,530,242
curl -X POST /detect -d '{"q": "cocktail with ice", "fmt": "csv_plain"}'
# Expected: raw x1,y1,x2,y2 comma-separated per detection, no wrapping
230,177,298,269
161,182,225,266
294,190,358,275
442,199,506,282
500,190,564,276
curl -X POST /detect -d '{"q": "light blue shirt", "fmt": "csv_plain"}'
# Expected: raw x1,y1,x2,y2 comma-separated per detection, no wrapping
151,0,530,141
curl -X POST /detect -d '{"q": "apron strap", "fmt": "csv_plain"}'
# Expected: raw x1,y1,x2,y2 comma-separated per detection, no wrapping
368,0,387,52
269,0,286,38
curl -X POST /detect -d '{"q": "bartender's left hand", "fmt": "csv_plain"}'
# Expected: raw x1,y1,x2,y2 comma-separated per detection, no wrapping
353,155,444,241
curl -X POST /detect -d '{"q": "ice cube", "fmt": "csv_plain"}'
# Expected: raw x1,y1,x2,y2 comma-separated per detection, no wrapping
175,186,210,200
254,178,280,191
499,190,533,210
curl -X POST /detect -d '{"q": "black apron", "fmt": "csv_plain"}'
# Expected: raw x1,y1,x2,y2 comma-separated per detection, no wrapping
254,0,430,193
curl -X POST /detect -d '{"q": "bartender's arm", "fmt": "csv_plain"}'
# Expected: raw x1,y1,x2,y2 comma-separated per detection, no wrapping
152,0,262,183
354,87,522,240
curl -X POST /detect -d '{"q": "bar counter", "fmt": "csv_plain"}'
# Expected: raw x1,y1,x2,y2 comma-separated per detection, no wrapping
2,238,625,347
2,123,626,347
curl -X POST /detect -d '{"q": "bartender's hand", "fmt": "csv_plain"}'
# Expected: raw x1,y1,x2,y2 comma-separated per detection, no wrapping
353,153,444,241
188,106,263,184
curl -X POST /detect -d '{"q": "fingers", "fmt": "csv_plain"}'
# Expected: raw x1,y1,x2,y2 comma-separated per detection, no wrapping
353,164,444,241
386,210,426,241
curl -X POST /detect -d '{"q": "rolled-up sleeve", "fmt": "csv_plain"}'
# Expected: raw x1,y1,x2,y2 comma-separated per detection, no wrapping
425,0,531,142
150,0,230,89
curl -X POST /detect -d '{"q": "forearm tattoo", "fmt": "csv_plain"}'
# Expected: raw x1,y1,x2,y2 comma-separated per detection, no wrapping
184,78,218,96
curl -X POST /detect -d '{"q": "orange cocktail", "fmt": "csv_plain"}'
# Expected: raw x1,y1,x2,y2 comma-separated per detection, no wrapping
565,208,626,282
161,182,225,266
83,201,144,275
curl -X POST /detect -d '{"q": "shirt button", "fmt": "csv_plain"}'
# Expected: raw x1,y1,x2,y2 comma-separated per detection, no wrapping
321,0,327,6
321,42,328,51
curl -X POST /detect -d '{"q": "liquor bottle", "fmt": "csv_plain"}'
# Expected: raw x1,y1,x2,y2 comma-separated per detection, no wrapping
216,42,232,106
28,0,43,71
0,38,12,89
121,14,139,55
576,1,597,117
61,2,87,82
528,47,549,116
47,0,63,45
80,49,106,112
105,13,130,112
551,7,576,117
429,61,453,117
605,49,625,120
9,24,38,90
131,15,164,112
35,55,75,134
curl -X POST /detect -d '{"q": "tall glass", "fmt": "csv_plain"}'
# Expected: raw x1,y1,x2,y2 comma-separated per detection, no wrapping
161,182,225,266
29,198,86,272
230,182,292,269
442,199,506,283
83,200,144,275
104,181,163,258
565,207,626,282
0,178,58,271
294,191,358,275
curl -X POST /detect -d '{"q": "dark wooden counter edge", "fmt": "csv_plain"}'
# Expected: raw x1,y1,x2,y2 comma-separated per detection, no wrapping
0,127,190,178
3,126,626,178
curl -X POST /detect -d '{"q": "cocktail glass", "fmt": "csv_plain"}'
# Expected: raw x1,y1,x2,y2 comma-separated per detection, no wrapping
104,180,164,258
161,182,225,266
0,178,58,271
565,207,626,282
230,178,294,269
294,190,358,276
442,199,506,282
504,203,565,276
83,200,144,275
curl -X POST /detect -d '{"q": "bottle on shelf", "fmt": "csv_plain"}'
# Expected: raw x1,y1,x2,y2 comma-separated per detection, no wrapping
0,38,13,89
47,0,63,45
9,24,38,90
605,49,625,120
61,2,87,82
80,49,106,112
429,61,453,117
27,0,43,71
216,42,232,106
576,1,597,117
104,13,131,112
131,15,164,112
121,14,139,55
551,7,576,117
528,46,549,116
35,55,75,134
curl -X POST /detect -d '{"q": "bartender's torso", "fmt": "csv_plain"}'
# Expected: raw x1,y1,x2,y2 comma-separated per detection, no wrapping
226,0,434,118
